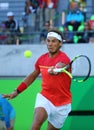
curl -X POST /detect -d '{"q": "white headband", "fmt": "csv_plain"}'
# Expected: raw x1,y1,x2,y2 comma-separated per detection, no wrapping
47,32,62,41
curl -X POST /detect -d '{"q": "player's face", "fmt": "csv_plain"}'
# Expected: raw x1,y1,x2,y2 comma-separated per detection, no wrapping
46,37,62,56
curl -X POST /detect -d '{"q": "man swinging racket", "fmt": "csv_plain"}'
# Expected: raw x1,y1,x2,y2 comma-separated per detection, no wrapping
3,28,72,130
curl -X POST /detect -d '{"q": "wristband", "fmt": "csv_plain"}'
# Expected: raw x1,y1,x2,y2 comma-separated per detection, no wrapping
17,82,27,93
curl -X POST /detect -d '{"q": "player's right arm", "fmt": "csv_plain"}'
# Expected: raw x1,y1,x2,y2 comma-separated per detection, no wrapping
3,70,40,99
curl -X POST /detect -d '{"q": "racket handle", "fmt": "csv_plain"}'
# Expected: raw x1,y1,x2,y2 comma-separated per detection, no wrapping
53,68,62,72
53,68,72,78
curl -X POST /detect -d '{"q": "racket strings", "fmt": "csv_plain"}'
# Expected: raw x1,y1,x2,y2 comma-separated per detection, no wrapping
71,55,91,82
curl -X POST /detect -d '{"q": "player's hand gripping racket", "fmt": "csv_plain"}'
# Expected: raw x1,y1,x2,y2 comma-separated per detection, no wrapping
53,55,91,82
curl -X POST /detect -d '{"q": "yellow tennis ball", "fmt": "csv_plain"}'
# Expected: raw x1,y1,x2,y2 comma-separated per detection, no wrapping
24,50,32,58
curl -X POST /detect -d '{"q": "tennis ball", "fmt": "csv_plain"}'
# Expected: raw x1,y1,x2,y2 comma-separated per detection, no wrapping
24,50,32,58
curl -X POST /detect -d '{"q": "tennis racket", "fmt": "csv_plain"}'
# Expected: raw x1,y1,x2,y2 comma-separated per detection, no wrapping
53,55,91,82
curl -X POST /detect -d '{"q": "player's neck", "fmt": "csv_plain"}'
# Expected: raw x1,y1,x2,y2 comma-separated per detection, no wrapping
49,50,60,57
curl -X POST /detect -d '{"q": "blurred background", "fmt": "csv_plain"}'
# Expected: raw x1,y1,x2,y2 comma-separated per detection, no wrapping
0,0,94,130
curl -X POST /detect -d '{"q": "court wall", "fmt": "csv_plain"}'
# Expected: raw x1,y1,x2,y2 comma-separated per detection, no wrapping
0,44,94,77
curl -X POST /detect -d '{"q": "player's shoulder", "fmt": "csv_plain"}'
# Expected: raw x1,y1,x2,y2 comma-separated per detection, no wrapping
39,52,48,59
60,51,70,58
59,51,71,62
36,53,48,63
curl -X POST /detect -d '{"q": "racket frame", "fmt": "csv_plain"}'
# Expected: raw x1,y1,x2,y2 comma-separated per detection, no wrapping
53,55,91,82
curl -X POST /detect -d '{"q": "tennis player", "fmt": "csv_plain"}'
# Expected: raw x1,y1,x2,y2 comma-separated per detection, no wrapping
3,28,72,130
0,94,16,130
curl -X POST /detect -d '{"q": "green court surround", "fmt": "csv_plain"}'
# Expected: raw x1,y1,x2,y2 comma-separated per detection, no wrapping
0,77,94,130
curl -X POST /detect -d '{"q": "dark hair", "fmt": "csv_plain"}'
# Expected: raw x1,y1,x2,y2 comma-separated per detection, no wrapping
48,27,64,41
45,21,50,25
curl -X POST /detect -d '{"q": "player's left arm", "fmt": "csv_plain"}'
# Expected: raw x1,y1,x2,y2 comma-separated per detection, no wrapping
3,70,40,99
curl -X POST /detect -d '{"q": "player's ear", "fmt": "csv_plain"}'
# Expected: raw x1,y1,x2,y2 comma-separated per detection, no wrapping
59,41,62,47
